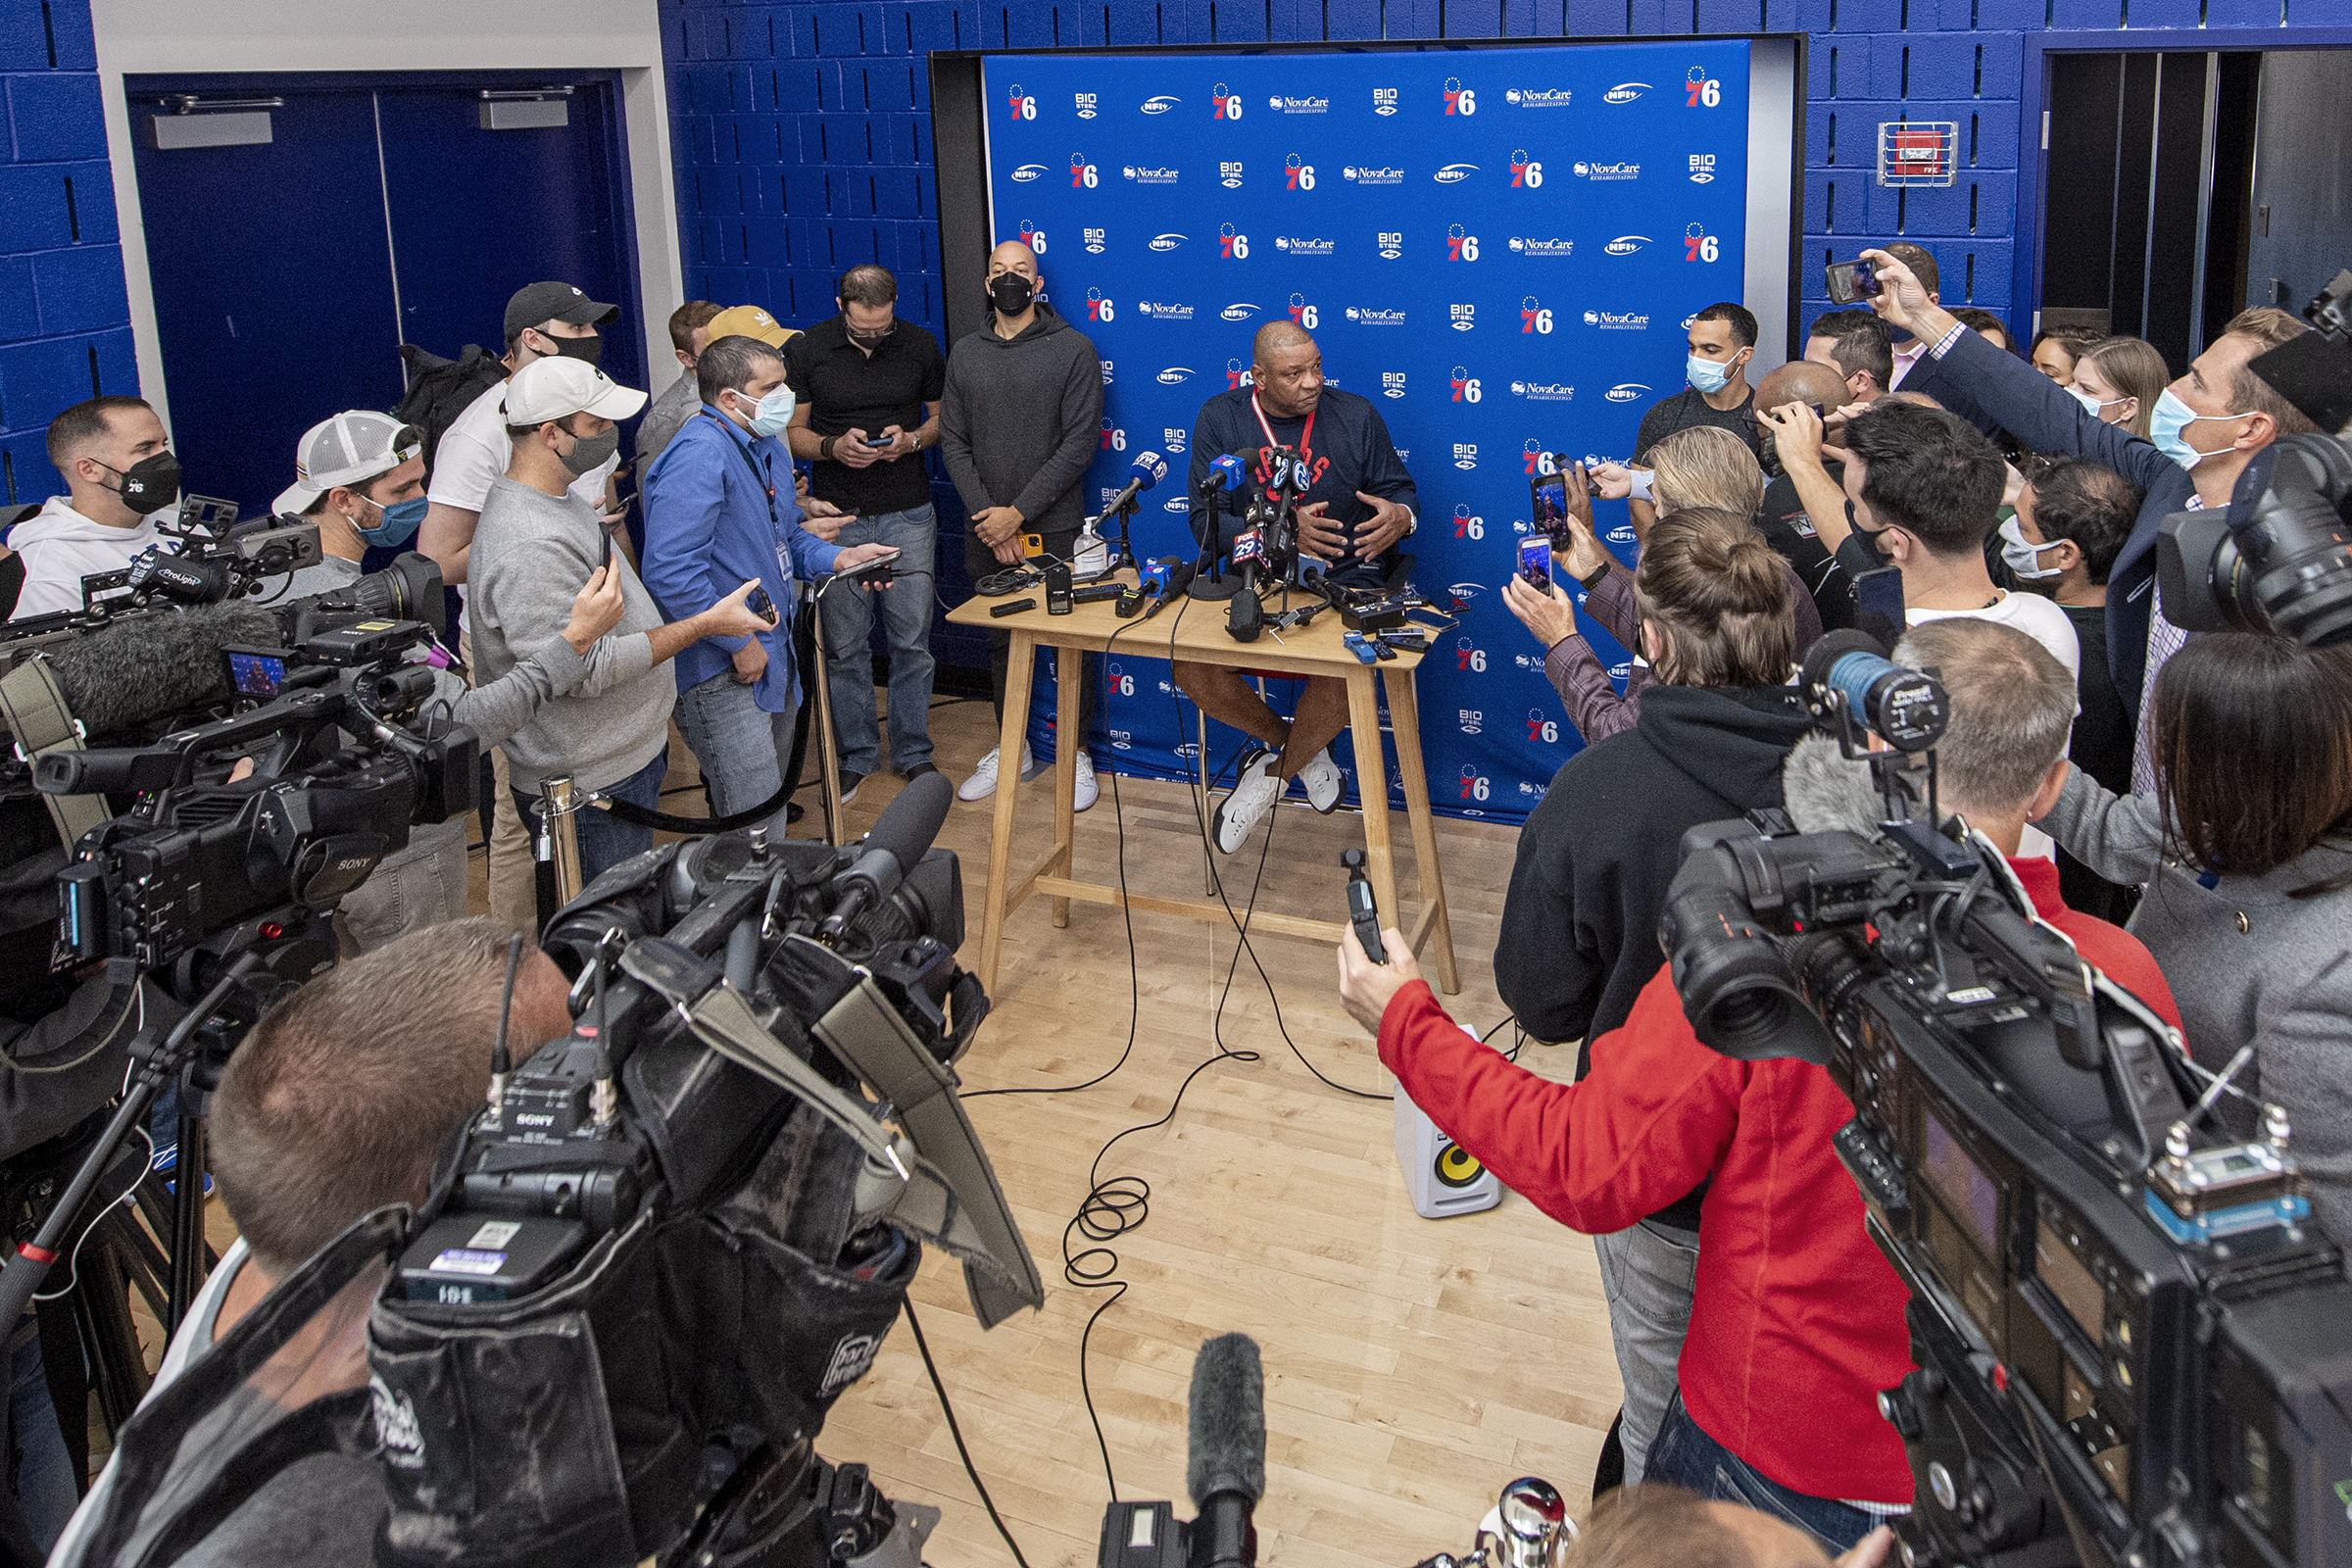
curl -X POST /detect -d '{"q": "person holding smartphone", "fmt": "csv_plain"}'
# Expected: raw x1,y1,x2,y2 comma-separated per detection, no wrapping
783,265,949,802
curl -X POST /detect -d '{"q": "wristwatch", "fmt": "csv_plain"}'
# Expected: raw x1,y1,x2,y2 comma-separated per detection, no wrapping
1579,559,1613,592
819,435,837,460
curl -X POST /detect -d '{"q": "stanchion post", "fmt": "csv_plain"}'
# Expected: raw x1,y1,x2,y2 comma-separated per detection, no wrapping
542,773,585,906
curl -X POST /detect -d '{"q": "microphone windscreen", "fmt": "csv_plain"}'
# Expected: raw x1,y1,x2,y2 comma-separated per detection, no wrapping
45,601,282,739
1165,559,1198,598
1186,1333,1266,1507
861,768,954,876
1800,627,1886,694
1130,451,1168,490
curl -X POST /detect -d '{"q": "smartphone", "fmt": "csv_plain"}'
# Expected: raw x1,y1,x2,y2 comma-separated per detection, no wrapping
1529,473,1569,540
1516,535,1553,589
745,585,778,624
834,547,902,583
1853,565,1906,652
1825,259,1883,305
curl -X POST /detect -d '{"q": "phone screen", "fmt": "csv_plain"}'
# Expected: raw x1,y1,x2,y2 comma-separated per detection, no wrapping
1852,565,1906,651
1529,476,1569,540
1517,535,1553,589
1826,259,1883,305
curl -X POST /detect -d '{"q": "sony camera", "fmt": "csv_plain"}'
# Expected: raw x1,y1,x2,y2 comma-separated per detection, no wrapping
1659,643,2352,1567
2157,268,2352,649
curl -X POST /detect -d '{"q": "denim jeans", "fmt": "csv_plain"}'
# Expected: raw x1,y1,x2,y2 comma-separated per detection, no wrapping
818,505,936,776
335,816,471,954
514,747,668,888
1592,1218,1701,1485
675,668,796,824
1646,1390,1886,1553
11,1331,75,1550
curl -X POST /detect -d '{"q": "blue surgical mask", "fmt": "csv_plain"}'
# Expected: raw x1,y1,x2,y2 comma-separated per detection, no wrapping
355,493,427,548
1998,516,2064,581
732,386,797,439
1687,354,1732,395
2149,386,2248,470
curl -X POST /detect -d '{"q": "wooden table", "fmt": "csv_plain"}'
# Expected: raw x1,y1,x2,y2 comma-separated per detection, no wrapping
946,576,1460,996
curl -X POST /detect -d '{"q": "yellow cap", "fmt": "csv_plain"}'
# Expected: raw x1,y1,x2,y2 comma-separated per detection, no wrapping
704,305,799,348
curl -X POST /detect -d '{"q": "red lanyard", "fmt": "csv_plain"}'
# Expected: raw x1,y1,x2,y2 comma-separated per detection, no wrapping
1250,391,1314,487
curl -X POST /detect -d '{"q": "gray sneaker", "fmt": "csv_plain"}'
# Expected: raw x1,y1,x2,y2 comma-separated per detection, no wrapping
1210,747,1283,854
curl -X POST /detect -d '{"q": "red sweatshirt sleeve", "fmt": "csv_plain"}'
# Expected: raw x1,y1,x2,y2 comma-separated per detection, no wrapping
1377,980,1745,1235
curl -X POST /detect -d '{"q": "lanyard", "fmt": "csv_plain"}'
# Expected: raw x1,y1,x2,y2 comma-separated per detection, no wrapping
701,412,783,530
1249,390,1314,489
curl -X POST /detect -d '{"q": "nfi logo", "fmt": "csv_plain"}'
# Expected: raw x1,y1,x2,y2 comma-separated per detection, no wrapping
1605,382,1651,403
1434,163,1477,183
1603,234,1649,256
1602,81,1652,104
1011,164,1048,182
1141,94,1180,114
1155,367,1195,385
1220,302,1261,320
1150,233,1186,252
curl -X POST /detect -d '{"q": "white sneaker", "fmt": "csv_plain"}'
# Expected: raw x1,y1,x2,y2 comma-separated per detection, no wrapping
957,742,1037,802
1296,748,1343,813
1072,753,1100,812
1211,747,1283,854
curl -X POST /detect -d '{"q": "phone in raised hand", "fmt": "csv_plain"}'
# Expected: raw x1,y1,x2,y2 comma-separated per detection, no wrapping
1529,472,1570,541
1516,534,1553,590
1343,849,1387,963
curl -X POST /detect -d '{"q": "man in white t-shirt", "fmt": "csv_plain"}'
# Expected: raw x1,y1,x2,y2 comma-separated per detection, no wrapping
6,396,181,620
416,281,625,926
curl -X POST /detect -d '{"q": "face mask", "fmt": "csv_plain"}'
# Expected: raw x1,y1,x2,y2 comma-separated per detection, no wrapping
1847,498,1894,561
2070,385,2132,420
539,330,604,368
1686,354,1736,395
730,386,797,439
988,273,1035,316
351,493,427,548
559,424,619,477
104,451,181,513
1998,516,2064,581
2149,387,2248,470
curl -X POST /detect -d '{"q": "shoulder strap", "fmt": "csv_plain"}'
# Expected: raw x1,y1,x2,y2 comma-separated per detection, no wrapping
0,657,112,850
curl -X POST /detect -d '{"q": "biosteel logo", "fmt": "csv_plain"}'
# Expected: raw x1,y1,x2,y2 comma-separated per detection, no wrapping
1602,81,1652,104
1605,382,1651,402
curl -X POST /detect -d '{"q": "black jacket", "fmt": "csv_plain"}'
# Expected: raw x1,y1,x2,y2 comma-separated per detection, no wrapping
1908,329,2195,722
938,302,1103,538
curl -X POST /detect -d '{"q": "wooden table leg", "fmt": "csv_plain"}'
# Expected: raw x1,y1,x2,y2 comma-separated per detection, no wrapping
1344,665,1402,956
1383,666,1460,996
1051,646,1079,928
978,628,1037,993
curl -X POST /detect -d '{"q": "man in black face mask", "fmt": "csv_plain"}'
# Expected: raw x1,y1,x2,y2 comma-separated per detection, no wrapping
938,240,1105,807
416,280,626,929
10,395,182,620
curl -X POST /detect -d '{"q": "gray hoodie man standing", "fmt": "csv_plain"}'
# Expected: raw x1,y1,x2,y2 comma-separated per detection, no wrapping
940,241,1104,806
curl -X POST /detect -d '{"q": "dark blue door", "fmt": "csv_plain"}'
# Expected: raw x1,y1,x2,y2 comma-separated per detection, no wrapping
124,73,642,522
125,84,402,518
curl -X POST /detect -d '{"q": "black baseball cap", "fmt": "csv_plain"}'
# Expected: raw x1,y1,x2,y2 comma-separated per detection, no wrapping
504,280,620,344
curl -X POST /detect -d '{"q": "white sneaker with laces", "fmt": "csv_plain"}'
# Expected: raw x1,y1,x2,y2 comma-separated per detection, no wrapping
957,742,1036,802
1072,753,1100,811
1210,747,1283,854
1296,748,1343,813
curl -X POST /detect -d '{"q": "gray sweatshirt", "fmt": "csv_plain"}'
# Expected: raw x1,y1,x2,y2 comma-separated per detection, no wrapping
467,475,672,795
2040,765,2352,1242
938,303,1103,538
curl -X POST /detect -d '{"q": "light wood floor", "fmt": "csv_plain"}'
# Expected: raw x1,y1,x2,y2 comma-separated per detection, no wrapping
677,693,1623,1568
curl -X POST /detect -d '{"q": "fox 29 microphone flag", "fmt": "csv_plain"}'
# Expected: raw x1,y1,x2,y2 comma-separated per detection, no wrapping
993,41,1753,822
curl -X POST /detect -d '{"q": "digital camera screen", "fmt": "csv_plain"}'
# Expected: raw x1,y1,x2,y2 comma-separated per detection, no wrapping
226,650,287,697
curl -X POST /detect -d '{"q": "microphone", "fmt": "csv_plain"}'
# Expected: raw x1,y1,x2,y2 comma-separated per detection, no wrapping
1097,451,1169,521
1199,453,1248,494
1139,559,1196,620
819,769,954,941
1226,531,1263,643
1185,1334,1264,1568
1801,630,1949,753
39,600,282,740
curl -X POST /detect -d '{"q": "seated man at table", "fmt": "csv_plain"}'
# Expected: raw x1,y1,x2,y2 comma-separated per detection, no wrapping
1179,321,1419,854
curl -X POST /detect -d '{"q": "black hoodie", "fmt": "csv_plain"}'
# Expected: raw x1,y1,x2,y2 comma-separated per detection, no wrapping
1494,683,1814,1229
938,301,1104,538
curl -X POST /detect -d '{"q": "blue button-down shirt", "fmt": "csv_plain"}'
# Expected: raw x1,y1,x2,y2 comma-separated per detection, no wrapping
642,408,840,711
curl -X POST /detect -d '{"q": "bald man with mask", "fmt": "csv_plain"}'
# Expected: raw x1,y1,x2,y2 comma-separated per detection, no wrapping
939,239,1105,806
1752,358,1863,634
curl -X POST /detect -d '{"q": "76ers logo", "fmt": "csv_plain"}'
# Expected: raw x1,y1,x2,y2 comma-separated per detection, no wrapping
1211,82,1244,119
1008,84,1037,120
1443,76,1476,115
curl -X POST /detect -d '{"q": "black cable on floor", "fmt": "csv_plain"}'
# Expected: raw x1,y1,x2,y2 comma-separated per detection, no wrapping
905,1298,1034,1568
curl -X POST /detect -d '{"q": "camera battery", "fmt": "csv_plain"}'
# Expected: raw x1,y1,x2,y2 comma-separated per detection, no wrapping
400,1213,588,1304
303,617,423,667
1340,597,1408,633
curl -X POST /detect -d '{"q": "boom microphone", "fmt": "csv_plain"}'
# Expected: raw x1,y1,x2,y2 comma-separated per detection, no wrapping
819,769,954,940
1097,451,1169,520
1184,1334,1265,1568
40,600,281,739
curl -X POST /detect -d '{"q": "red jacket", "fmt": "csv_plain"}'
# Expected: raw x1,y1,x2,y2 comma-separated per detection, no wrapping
1378,854,2183,1507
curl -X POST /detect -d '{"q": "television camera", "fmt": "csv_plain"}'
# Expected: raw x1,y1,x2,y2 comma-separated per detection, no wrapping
1658,637,2352,1567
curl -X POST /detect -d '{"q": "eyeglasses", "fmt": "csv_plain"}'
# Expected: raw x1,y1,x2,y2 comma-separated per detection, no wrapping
845,319,897,344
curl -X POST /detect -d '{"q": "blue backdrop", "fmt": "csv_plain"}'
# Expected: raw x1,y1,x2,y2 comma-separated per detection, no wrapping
984,41,1753,822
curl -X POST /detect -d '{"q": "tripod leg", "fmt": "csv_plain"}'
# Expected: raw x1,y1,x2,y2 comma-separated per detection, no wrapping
165,1114,209,1337
69,1236,149,1440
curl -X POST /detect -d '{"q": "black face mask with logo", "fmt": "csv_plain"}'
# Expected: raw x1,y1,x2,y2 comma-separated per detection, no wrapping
987,273,1035,317
104,451,182,514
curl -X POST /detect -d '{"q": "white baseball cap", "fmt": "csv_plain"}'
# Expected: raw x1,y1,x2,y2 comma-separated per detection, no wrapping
274,410,424,516
502,358,648,426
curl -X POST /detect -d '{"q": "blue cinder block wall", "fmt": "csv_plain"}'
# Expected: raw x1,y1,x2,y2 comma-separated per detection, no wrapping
0,0,136,507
